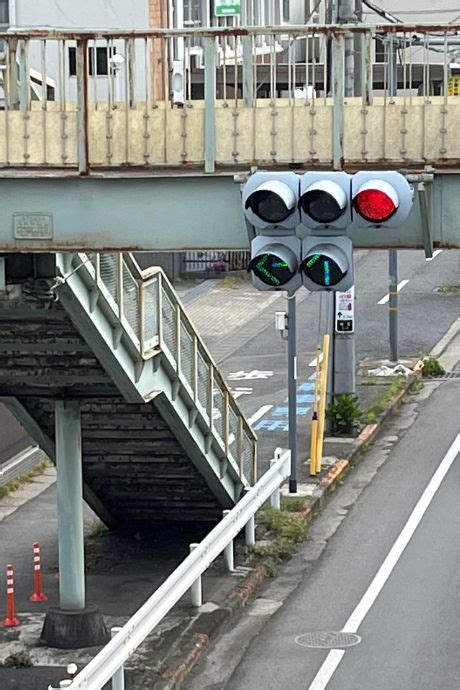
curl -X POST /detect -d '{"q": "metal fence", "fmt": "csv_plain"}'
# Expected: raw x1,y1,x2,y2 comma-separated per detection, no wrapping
183,250,250,273
79,252,257,484
0,24,459,170
48,448,290,690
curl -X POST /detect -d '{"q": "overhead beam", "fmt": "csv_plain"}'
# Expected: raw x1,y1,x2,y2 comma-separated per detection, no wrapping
0,174,458,250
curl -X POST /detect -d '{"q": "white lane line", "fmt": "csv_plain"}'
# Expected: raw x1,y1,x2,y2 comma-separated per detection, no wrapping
309,353,323,367
377,279,410,305
247,405,273,427
425,249,443,262
308,432,460,690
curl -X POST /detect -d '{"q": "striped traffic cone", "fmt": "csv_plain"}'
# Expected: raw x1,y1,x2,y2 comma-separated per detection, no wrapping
3,564,20,627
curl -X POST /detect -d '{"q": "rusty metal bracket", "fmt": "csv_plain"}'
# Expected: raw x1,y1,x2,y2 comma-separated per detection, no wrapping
417,179,433,258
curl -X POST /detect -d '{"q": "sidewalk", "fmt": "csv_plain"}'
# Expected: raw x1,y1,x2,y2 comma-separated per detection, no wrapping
0,277,458,689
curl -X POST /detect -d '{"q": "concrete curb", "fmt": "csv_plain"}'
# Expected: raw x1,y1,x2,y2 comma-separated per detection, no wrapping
155,369,422,688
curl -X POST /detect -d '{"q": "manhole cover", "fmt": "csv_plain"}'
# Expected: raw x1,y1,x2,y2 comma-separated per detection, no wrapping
295,631,361,649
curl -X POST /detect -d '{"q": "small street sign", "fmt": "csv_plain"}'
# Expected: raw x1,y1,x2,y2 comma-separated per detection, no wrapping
335,286,355,333
214,0,241,17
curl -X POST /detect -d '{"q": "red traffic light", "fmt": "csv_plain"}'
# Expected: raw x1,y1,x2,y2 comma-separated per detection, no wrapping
352,181,398,224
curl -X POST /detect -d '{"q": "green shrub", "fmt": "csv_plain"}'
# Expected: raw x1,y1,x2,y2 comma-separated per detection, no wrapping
421,355,445,377
327,394,362,435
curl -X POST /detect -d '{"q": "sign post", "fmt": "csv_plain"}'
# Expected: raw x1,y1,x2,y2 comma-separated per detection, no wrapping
214,0,241,17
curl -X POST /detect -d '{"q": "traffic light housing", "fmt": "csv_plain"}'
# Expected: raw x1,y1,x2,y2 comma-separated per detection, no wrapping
351,171,414,228
242,172,300,230
299,172,351,229
248,235,302,295
300,235,354,292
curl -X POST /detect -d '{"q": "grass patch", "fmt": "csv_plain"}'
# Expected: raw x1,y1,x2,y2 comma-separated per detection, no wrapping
362,377,406,425
252,505,310,562
0,651,33,668
0,459,52,502
281,497,307,512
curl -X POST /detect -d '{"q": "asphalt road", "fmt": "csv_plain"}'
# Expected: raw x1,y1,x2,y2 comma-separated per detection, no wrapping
222,379,460,690
215,248,460,468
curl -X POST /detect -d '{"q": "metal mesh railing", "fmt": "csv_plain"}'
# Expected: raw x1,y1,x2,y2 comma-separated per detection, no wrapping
74,252,257,484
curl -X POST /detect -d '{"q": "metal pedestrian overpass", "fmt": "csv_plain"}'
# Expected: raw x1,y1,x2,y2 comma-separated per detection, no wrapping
0,253,256,529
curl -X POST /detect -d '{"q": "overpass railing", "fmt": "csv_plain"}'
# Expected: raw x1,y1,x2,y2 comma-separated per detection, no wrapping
0,24,460,170
48,448,290,690
75,252,257,485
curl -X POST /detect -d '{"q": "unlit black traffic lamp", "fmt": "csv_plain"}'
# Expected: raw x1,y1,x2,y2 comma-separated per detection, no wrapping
242,172,300,230
299,171,352,229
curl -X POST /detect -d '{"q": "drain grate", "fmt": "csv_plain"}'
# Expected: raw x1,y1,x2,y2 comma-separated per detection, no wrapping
295,631,361,649
427,371,460,381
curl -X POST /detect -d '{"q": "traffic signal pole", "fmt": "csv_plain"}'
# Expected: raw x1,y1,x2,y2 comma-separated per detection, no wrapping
387,35,399,362
332,0,357,398
287,295,297,493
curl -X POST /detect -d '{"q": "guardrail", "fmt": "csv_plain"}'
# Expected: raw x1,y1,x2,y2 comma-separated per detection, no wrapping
71,252,257,484
48,447,291,690
0,446,47,487
0,24,459,170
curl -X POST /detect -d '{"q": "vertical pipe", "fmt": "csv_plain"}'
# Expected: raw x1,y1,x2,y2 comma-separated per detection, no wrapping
287,296,297,494
190,544,202,607
332,34,345,169
111,627,125,690
203,37,216,173
55,401,85,611
242,35,254,107
389,249,398,362
76,39,89,174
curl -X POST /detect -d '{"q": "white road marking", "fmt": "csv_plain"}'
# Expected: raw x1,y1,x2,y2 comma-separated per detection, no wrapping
309,353,323,367
425,249,443,262
377,279,410,305
247,405,273,427
308,432,460,690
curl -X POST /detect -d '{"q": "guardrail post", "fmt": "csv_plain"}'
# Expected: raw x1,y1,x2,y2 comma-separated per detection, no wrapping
244,488,255,547
222,510,234,571
270,459,281,510
190,543,202,607
111,627,125,690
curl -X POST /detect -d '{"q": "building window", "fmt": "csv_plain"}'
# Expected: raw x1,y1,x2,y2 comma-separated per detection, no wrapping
0,0,9,25
68,47,116,77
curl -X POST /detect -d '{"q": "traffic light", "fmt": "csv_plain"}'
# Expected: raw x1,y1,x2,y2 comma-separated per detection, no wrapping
351,171,414,228
299,172,351,229
242,172,300,230
300,235,354,292
248,235,301,295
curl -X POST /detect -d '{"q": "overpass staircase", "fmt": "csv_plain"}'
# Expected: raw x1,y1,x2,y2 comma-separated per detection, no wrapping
0,253,256,530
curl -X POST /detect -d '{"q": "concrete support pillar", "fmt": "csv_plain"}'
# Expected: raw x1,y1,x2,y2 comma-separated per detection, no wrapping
55,401,85,610
41,401,108,649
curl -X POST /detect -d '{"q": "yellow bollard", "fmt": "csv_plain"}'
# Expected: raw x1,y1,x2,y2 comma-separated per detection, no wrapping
316,334,330,474
309,345,322,475
310,412,319,475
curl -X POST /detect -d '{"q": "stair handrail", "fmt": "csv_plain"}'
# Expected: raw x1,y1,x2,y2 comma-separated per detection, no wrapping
73,252,257,484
